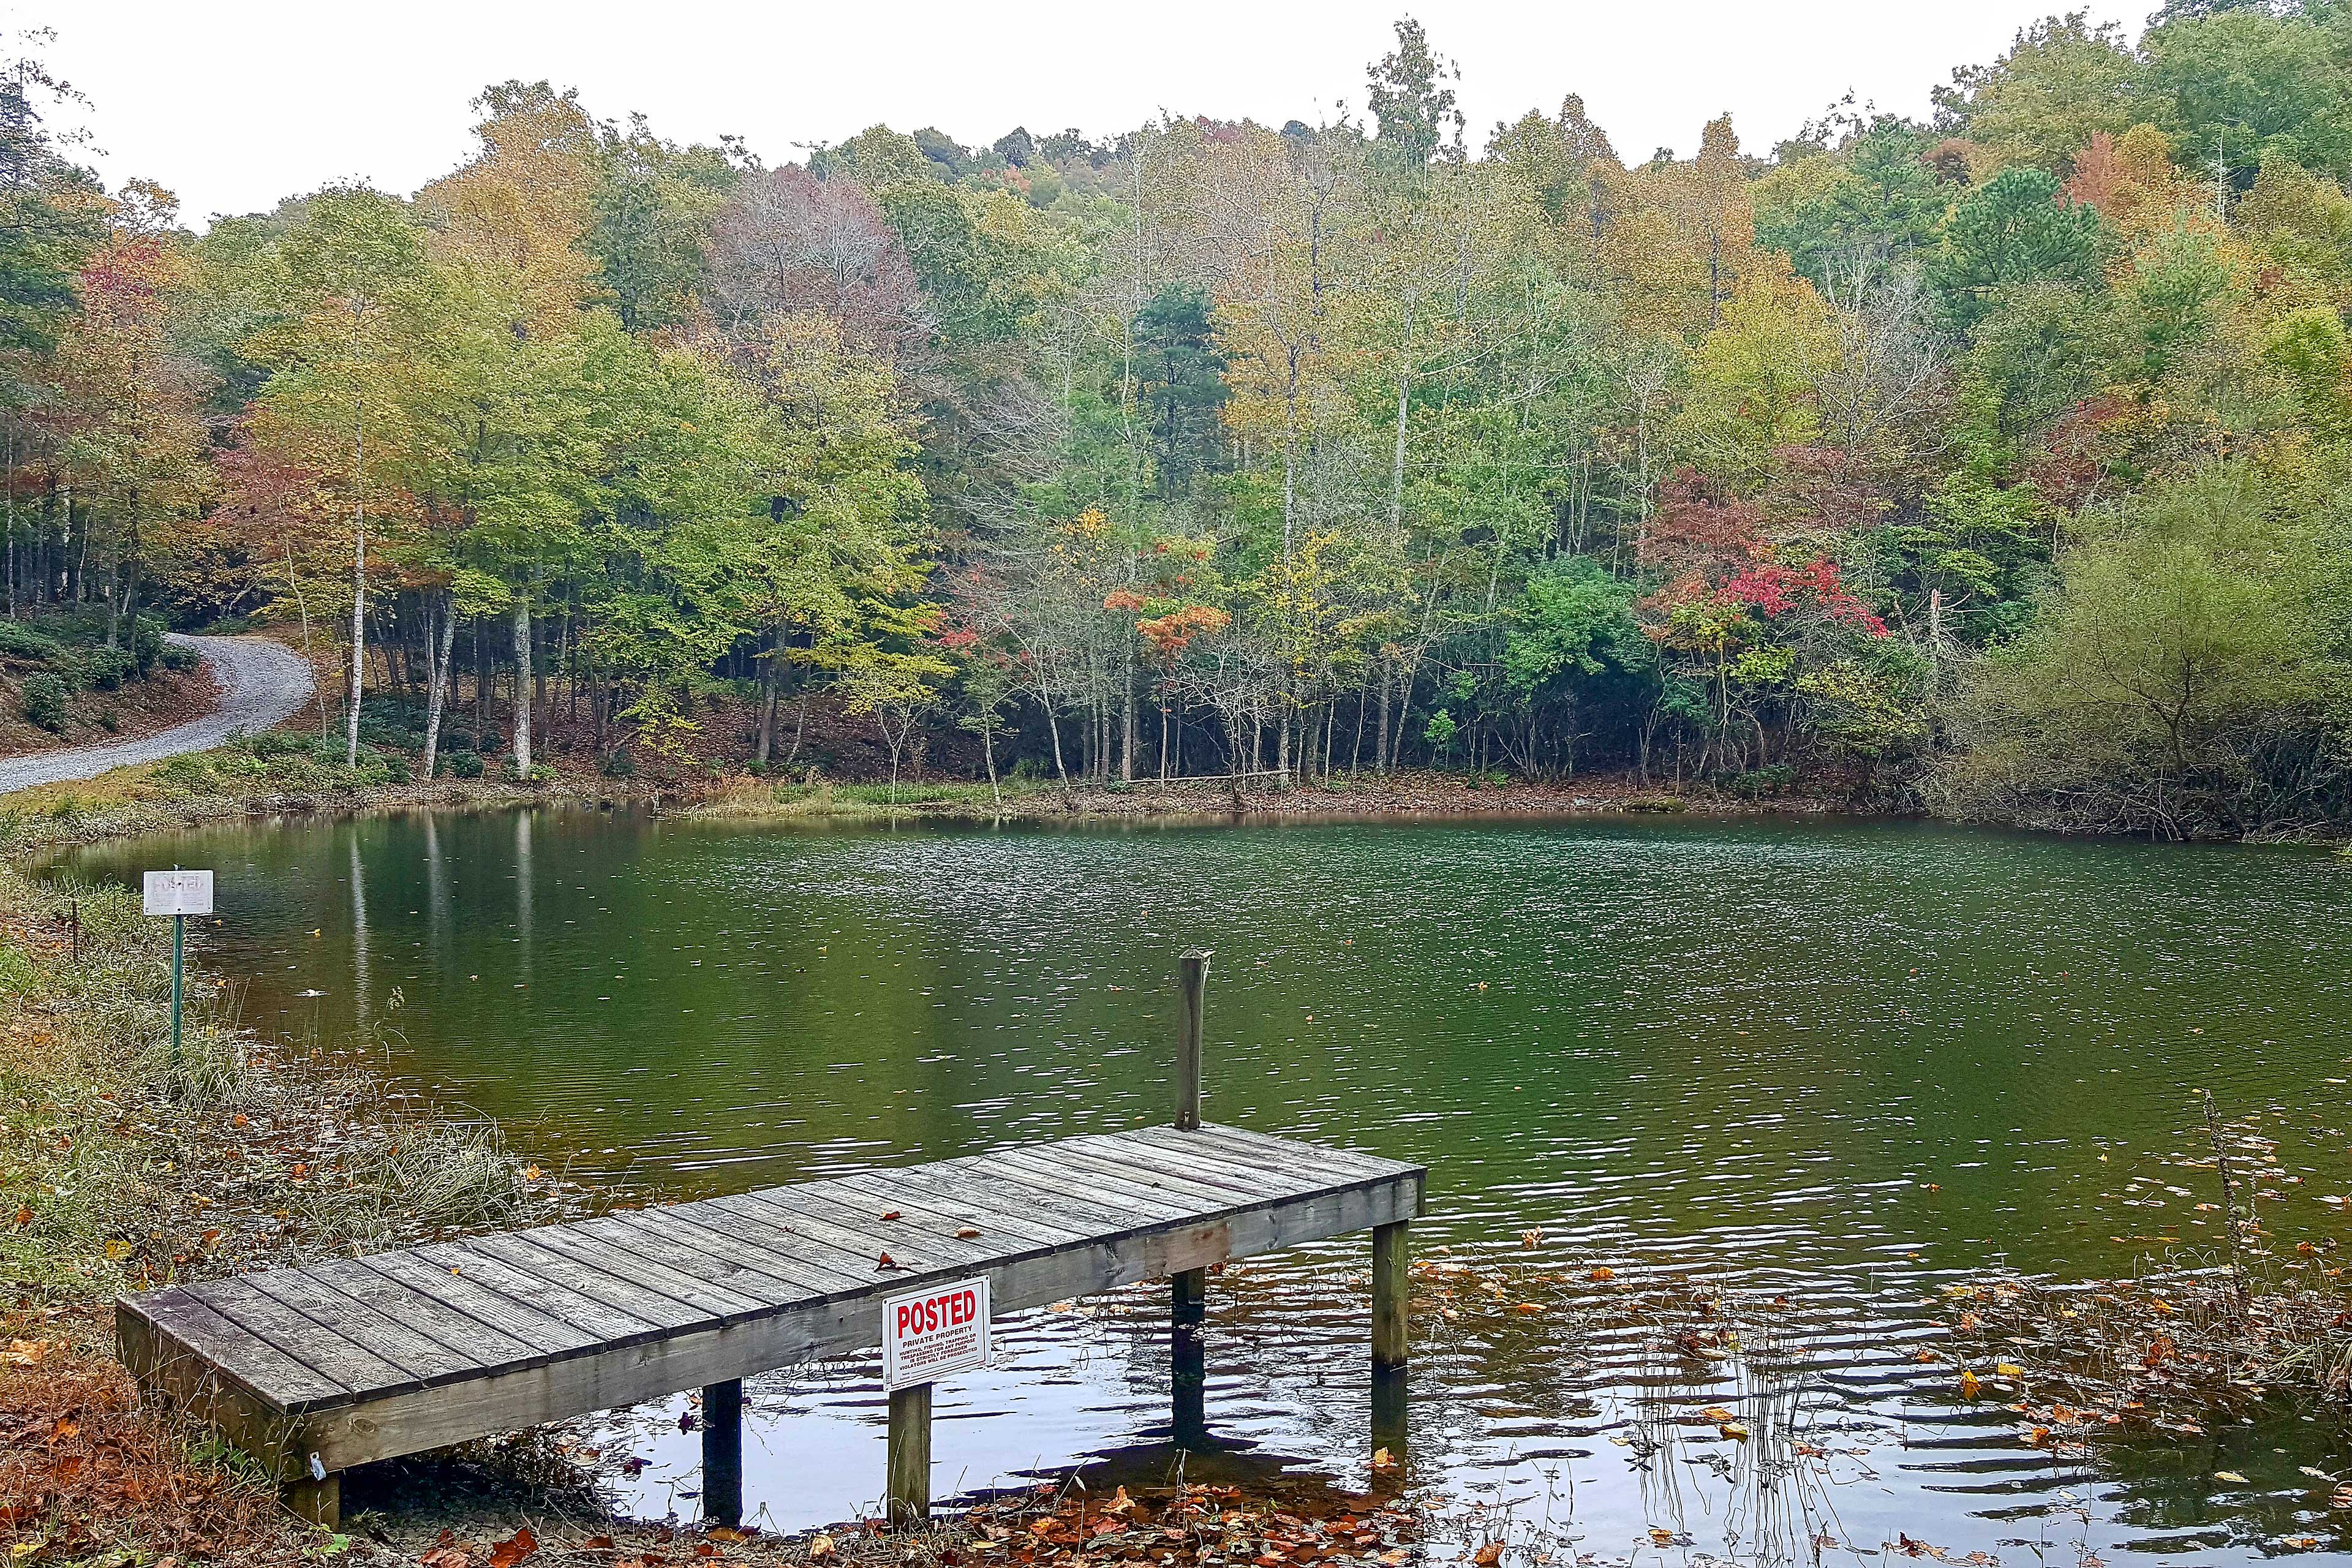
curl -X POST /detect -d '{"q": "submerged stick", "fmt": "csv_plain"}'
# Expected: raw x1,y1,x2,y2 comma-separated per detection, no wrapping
2202,1089,2251,1316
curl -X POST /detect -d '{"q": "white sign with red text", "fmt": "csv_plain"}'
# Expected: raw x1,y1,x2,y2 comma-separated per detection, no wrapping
882,1276,990,1390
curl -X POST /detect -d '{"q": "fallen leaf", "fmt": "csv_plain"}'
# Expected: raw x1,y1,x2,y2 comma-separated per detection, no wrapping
488,1526,539,1567
2216,1470,2250,1484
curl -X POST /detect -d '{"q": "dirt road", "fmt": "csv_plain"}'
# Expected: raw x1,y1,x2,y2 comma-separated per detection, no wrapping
0,635,315,794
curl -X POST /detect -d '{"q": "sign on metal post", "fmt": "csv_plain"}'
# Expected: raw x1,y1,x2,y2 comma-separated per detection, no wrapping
145,869,212,1071
143,870,213,917
882,1276,990,1391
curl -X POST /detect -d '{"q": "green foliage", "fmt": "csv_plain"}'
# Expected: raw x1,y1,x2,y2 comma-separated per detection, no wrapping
1932,167,2107,328
0,620,61,661
1939,466,2340,835
2141,7,2352,178
1936,13,2144,172
21,671,66,731
1756,122,1948,288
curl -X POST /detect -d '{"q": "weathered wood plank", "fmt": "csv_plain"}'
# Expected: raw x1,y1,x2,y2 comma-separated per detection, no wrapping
121,1287,348,1411
613,1207,848,1298
568,1212,810,1310
973,1147,1202,1221
761,1184,1023,1273
1213,1128,1414,1185
503,1223,769,1321
1069,1136,1322,1201
827,1168,1098,1250
352,1251,601,1364
416,1238,670,1347
1131,1125,1403,1183
238,1267,490,1387
1011,1142,1281,1211
696,1193,900,1283
191,1276,419,1397
288,1259,544,1373
461,1232,715,1335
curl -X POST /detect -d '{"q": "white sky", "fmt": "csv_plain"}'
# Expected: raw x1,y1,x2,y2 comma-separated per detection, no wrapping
43,0,2136,227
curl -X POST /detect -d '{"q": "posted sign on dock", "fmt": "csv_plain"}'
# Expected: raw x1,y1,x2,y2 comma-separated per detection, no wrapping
882,1277,990,1390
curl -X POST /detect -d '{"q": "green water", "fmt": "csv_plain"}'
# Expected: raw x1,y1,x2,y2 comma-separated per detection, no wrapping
59,810,2352,1559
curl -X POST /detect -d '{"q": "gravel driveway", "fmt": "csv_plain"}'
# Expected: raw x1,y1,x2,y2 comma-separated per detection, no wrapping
0,635,317,794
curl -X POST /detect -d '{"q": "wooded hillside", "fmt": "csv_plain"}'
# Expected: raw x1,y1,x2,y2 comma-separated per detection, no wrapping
15,7,2352,835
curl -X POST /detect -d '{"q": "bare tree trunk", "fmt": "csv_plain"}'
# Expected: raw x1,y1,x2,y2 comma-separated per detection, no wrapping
345,464,365,767
421,593,457,780
511,595,532,772
1044,701,1071,791
756,620,782,766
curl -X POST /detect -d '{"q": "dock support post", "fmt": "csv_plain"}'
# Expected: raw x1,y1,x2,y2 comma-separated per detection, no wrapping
703,1378,743,1529
284,1472,339,1529
1172,1267,1208,1446
1371,1219,1408,1474
1176,949,1210,1130
886,1382,931,1525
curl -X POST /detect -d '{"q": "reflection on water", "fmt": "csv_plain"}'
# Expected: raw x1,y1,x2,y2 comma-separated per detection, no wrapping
57,809,2352,1558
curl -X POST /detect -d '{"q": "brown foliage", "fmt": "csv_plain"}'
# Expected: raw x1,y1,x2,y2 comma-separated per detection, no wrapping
707,169,934,368
0,1304,311,1564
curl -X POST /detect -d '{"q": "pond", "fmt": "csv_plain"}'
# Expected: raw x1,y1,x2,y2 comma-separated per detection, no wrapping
57,809,2352,1560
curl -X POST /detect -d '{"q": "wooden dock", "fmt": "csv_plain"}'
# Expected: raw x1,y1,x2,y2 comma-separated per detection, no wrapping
116,954,1423,1530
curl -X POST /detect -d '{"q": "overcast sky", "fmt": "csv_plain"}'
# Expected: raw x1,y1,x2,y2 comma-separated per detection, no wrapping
42,1,2136,227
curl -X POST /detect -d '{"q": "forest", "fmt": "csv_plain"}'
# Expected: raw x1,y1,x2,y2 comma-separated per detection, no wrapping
13,6,2352,836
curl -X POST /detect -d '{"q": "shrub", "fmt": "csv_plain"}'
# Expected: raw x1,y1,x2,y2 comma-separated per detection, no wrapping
0,621,61,662
380,753,412,784
129,614,165,673
1728,763,1798,799
600,749,636,778
97,709,118,734
244,729,309,759
153,753,214,790
81,646,135,691
158,643,198,673
447,751,484,778
21,673,68,731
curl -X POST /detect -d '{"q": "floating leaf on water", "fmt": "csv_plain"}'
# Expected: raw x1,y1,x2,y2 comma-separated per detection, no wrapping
2215,1470,2250,1484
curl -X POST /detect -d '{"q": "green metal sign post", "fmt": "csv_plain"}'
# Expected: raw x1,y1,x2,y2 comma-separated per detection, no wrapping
143,869,213,1073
